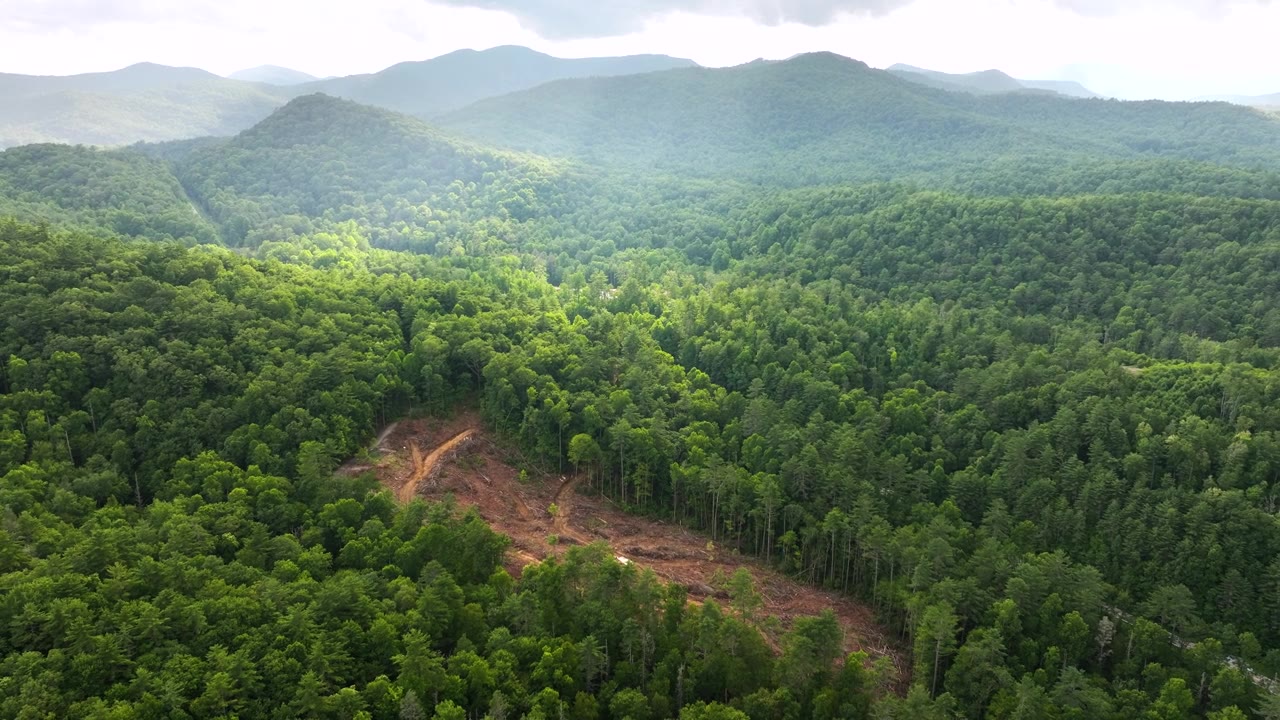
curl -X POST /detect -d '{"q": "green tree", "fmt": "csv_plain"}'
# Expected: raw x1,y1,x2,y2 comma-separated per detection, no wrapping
915,603,959,698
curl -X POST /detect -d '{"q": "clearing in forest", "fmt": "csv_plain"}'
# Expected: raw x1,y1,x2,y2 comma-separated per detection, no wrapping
350,411,905,681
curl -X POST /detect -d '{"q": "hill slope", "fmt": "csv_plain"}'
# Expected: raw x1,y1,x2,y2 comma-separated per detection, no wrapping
305,45,697,117
0,63,292,148
441,52,1280,191
0,143,218,242
175,93,583,245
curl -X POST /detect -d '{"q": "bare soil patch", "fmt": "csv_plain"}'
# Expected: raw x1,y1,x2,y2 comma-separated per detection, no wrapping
358,411,906,682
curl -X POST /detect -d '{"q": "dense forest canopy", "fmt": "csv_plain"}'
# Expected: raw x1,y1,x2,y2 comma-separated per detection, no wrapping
0,144,218,243
3,54,1280,719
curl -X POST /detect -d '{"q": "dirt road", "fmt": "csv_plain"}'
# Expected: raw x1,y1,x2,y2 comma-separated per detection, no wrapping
399,428,475,503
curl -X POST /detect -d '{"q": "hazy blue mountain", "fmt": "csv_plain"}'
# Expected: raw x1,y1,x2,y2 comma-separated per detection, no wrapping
0,62,220,97
887,63,1026,94
304,45,698,117
0,48,698,147
229,65,319,85
0,63,292,148
889,63,1100,98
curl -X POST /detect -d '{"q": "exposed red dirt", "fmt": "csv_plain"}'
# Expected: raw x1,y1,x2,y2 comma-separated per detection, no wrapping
360,411,905,683
400,428,476,503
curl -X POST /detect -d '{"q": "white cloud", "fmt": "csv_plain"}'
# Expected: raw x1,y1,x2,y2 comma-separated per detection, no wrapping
429,0,916,39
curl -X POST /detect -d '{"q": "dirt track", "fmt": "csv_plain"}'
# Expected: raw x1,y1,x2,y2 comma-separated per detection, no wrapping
399,428,475,502
361,412,905,682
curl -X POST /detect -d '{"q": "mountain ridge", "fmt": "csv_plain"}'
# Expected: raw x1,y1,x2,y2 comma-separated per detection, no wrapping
0,63,292,148
0,47,699,148
302,45,698,117
438,51,1280,189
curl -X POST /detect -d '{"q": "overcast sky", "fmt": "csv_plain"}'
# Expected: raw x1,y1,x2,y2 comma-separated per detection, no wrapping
2,0,1277,100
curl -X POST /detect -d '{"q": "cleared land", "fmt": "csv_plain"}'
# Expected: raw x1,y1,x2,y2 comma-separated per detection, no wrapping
347,411,905,681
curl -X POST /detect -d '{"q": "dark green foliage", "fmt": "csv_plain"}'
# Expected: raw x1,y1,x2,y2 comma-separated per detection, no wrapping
0,223,890,719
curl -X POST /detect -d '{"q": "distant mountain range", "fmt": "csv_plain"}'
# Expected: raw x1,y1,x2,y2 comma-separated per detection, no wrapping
229,65,319,85
300,45,697,118
6,73,1280,248
887,64,1101,99
438,52,1280,189
4,47,1277,159
0,47,697,148
0,62,292,148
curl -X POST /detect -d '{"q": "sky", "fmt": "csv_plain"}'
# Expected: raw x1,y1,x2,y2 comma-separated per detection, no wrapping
2,0,1278,100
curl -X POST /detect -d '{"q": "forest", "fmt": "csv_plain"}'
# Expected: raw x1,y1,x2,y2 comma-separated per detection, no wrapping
2,66,1280,719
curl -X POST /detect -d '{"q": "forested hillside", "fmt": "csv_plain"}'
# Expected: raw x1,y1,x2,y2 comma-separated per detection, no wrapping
3,63,1280,718
174,94,582,247
0,144,218,242
0,222,889,719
